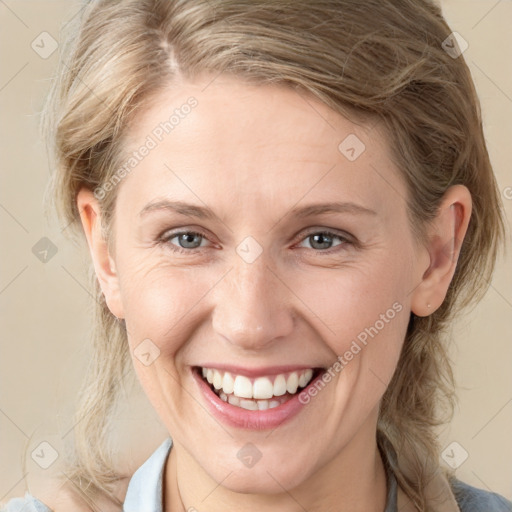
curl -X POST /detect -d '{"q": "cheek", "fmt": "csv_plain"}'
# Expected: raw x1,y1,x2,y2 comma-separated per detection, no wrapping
293,253,412,353
291,252,413,421
289,257,411,433
116,257,206,357
116,260,204,415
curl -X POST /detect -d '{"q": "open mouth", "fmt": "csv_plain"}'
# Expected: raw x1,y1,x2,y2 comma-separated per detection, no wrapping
194,366,324,411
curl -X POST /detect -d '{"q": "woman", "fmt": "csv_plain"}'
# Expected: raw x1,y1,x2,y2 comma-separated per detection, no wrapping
2,0,510,511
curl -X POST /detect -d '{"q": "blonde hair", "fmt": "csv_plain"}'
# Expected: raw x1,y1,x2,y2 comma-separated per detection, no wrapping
42,0,506,509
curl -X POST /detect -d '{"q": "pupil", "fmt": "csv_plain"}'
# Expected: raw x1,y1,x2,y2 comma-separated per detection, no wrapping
312,233,331,249
181,233,200,248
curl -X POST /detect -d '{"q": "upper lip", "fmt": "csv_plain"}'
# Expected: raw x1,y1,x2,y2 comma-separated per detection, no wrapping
194,364,324,378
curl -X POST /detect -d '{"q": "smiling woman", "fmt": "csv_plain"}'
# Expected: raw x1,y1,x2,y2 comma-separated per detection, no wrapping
2,0,511,511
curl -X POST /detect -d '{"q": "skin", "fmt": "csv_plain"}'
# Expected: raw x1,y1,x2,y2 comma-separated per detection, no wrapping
76,75,472,512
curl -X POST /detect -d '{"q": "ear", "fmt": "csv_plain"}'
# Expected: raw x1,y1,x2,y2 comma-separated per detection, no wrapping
410,184,472,317
76,188,125,319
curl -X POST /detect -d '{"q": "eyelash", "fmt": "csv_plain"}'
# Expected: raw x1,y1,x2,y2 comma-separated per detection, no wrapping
158,228,353,255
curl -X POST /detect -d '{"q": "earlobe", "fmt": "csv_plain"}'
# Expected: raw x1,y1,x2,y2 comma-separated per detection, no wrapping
411,185,472,317
76,188,125,319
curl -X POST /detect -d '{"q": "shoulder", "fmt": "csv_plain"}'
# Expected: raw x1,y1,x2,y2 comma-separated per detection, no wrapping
1,478,130,512
451,479,512,512
1,492,51,512
49,478,129,512
0,488,92,512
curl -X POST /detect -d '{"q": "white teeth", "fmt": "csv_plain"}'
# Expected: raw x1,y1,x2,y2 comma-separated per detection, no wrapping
228,395,240,406
213,370,223,390
201,367,316,403
273,374,287,396
257,399,269,410
233,375,253,399
253,377,274,399
286,372,299,394
222,372,234,394
239,399,258,411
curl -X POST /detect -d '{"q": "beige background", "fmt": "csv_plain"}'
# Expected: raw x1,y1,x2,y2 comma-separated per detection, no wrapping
1,0,511,504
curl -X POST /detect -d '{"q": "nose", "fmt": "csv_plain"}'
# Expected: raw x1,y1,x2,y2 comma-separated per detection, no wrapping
211,254,294,351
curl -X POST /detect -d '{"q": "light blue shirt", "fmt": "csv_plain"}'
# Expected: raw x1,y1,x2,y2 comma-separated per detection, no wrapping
122,437,172,512
2,437,511,511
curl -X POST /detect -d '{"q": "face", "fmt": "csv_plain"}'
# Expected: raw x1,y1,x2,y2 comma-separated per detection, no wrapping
88,75,430,492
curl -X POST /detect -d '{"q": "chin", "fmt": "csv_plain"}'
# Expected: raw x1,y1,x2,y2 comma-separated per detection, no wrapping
203,453,315,496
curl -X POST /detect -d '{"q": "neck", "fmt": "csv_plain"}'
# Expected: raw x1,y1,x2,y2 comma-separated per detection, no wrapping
165,420,388,512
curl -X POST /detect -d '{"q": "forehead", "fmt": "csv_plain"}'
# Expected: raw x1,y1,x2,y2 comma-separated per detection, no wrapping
116,75,405,220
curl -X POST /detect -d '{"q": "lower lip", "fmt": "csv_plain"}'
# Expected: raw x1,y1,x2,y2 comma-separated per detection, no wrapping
192,368,320,430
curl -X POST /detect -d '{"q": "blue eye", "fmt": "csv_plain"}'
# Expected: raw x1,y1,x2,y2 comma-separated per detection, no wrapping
163,231,209,253
298,231,349,252
159,229,352,255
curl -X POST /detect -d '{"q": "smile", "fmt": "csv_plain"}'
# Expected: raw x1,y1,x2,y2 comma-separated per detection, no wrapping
200,367,317,410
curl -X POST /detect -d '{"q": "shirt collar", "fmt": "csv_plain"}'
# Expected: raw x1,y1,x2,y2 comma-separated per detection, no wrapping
123,437,173,512
123,436,398,512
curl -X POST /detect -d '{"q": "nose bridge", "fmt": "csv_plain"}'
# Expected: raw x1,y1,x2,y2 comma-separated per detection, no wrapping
211,253,294,350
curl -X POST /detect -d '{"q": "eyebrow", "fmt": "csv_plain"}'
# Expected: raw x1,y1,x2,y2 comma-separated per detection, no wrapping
290,201,377,218
139,199,377,220
140,200,216,220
